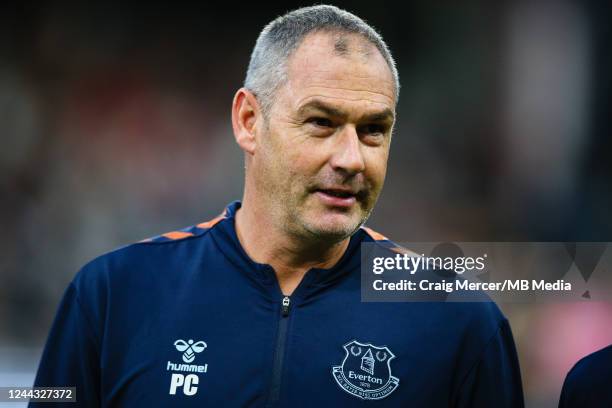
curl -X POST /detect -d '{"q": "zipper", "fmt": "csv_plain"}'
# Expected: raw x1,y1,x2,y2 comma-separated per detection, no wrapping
265,295,291,407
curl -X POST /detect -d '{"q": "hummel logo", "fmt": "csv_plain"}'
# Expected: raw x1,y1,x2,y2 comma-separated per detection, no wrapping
167,339,208,396
174,339,207,363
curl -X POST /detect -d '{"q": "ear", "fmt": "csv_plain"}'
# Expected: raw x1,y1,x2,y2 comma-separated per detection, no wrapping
231,88,262,155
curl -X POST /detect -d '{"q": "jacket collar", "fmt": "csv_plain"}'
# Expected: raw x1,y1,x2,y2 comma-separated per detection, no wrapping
210,201,366,302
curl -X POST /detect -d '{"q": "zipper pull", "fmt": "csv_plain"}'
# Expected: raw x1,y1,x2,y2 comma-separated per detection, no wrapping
281,296,291,317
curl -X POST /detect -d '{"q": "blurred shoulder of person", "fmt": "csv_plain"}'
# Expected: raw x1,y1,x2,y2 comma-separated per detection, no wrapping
559,344,612,407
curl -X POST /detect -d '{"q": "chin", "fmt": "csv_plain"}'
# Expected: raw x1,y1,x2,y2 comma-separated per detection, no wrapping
304,215,363,241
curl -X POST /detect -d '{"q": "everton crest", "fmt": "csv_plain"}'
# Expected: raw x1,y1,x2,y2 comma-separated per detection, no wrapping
332,340,400,400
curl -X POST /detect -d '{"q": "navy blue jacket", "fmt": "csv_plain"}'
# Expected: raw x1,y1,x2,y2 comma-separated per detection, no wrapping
32,201,524,407
559,345,612,407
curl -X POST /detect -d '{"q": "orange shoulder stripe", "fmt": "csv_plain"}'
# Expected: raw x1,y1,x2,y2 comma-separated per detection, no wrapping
196,211,227,229
362,226,389,241
390,245,421,257
141,208,229,243
162,231,194,240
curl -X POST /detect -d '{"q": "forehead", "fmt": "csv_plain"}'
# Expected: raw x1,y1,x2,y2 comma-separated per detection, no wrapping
283,31,396,112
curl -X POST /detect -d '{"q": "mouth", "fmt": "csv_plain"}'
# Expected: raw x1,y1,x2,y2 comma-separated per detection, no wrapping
314,187,364,208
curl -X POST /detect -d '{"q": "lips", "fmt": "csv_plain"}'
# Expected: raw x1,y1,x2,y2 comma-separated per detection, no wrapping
317,188,356,198
314,187,363,208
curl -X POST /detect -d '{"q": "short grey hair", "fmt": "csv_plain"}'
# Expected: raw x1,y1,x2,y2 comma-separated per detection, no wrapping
244,5,400,116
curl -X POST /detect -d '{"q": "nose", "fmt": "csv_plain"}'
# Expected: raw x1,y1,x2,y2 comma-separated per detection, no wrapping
329,125,366,175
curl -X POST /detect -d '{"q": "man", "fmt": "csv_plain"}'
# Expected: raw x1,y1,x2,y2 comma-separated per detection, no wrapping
559,345,612,407
32,5,524,407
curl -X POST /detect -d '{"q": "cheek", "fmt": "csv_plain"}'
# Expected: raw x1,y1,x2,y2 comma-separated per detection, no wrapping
283,140,326,177
283,158,315,194
364,149,389,185
261,143,309,191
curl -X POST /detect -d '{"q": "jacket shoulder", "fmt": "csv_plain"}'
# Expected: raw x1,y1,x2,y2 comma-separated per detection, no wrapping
360,225,420,257
137,210,227,245
71,210,228,296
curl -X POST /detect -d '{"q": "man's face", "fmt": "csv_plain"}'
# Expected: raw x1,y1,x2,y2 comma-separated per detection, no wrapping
252,31,396,241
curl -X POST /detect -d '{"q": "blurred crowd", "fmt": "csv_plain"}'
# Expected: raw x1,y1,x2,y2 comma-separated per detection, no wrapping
0,2,610,407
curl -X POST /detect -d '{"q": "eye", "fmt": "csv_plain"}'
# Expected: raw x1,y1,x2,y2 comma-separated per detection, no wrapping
358,123,388,146
359,124,386,136
307,117,334,128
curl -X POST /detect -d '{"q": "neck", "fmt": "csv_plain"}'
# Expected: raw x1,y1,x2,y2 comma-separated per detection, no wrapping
234,196,350,296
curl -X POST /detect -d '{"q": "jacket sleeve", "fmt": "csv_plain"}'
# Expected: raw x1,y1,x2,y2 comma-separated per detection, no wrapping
454,318,525,408
29,282,101,407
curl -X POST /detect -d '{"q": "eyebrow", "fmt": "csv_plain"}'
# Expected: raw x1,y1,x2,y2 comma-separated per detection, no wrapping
297,99,395,123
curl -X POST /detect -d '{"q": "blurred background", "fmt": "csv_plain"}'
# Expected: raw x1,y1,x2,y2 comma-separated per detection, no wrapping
0,1,610,407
